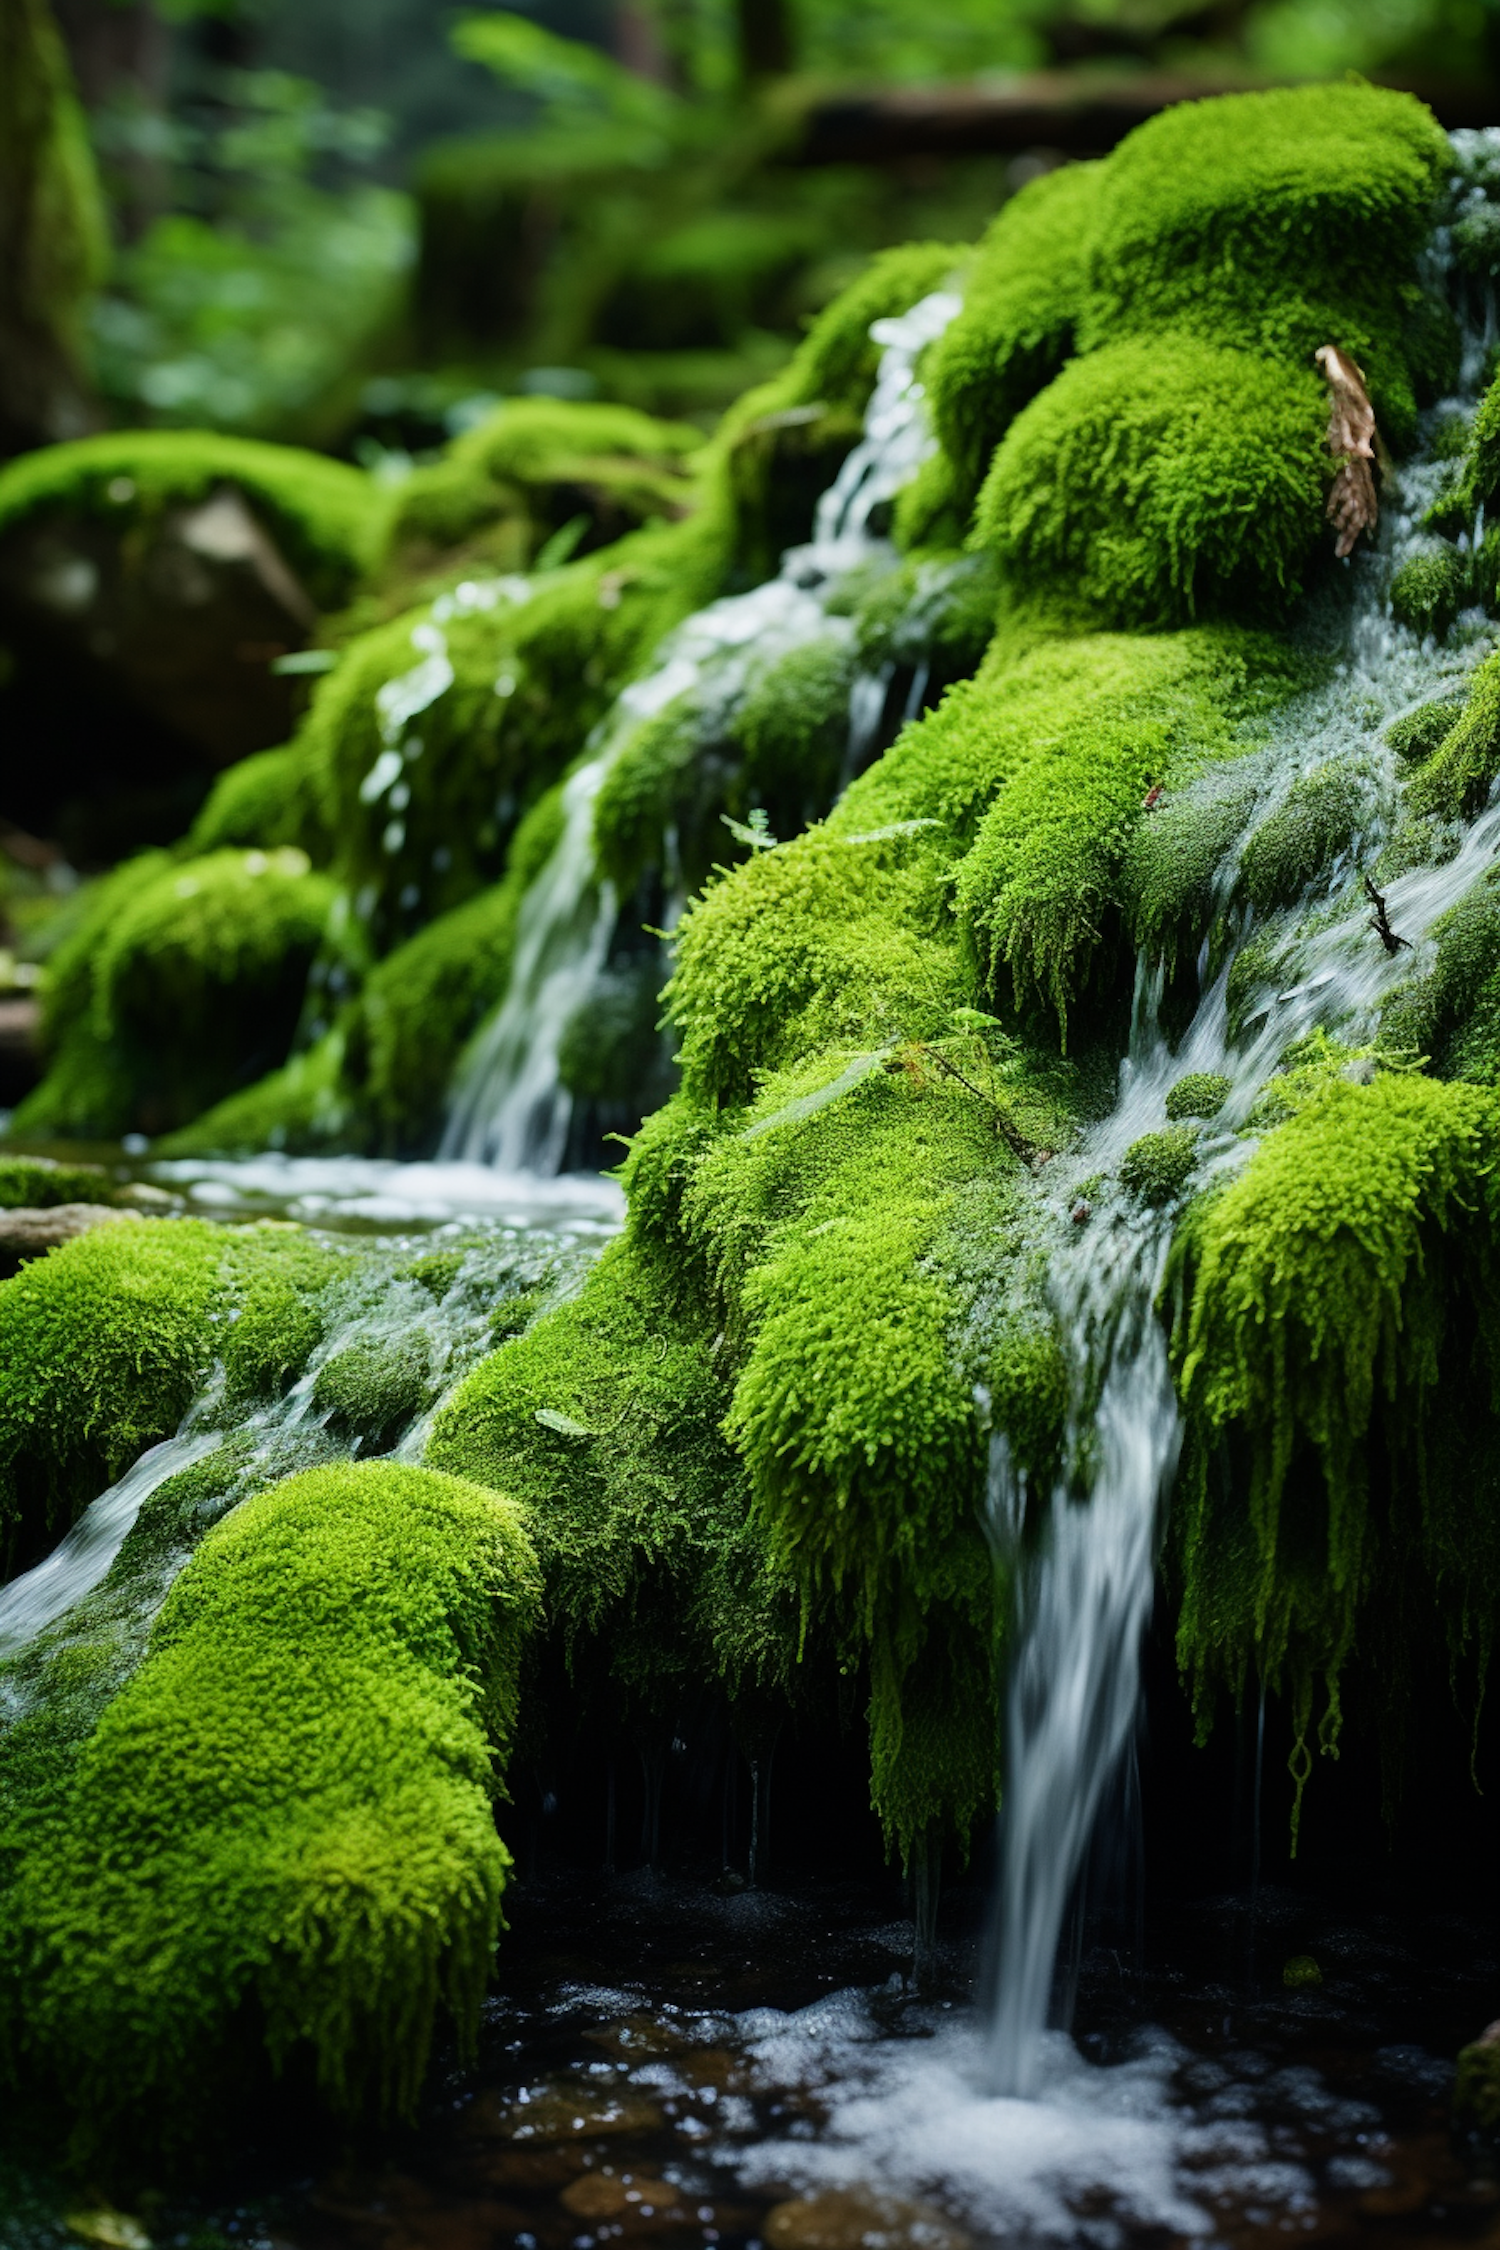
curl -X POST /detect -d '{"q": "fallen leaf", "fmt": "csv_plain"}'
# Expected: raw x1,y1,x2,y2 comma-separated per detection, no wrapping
1316,343,1379,558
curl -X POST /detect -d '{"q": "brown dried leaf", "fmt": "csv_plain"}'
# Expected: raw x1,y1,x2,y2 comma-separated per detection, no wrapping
1316,343,1379,558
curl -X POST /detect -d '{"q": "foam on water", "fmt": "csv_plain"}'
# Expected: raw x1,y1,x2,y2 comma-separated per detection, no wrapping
149,1151,625,1233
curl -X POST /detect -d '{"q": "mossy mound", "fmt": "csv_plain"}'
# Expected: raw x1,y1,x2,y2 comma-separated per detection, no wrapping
13,848,351,1140
0,1460,539,2156
0,1156,114,1210
380,397,701,586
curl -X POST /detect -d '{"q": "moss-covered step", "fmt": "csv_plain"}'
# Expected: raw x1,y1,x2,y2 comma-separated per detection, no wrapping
0,431,381,766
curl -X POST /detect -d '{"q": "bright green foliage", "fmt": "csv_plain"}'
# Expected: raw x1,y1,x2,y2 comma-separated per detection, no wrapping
973,336,1327,631
426,1236,793,1717
0,1157,115,1210
1120,1124,1199,1205
1460,361,1500,516
1240,762,1370,914
1165,1072,1230,1122
1080,82,1449,446
153,1026,355,1159
13,848,348,1140
381,397,701,583
0,430,381,610
0,1218,345,1569
1123,781,1256,974
1382,871,1500,1081
1169,1073,1500,1824
926,163,1103,518
1406,649,1500,818
1,1461,539,2151
1390,547,1471,639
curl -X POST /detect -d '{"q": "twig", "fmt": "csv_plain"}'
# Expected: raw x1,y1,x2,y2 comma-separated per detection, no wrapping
1363,873,1411,955
913,1043,1051,1168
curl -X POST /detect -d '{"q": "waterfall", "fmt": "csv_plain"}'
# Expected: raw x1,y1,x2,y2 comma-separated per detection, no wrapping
440,289,961,1174
986,254,1499,2091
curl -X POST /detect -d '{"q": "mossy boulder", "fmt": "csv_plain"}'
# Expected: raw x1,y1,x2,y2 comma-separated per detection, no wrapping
0,1459,539,2155
0,431,381,766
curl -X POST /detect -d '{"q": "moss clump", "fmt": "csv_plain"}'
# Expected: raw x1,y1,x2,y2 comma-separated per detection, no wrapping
1120,1124,1198,1205
1123,782,1256,974
1405,649,1500,819
1455,2034,1500,2138
186,744,328,859
0,1156,114,1209
1382,872,1500,1081
1165,1072,1230,1121
380,397,700,584
1239,763,1370,914
13,848,348,1140
556,960,672,1112
1080,82,1448,447
1390,547,1470,640
973,335,1326,631
0,430,381,610
0,1217,347,1570
2,1460,539,2152
926,163,1103,518
1169,1073,1500,1824
1387,696,1467,765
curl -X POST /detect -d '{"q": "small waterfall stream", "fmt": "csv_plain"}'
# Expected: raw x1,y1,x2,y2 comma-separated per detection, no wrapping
985,271,1500,2095
440,288,961,1173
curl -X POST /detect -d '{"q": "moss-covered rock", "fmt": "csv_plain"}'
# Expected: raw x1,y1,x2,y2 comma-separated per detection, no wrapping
1239,762,1372,914
12,847,351,1140
0,1459,539,2154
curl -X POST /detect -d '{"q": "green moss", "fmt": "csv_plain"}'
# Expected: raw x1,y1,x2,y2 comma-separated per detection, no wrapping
154,1026,357,1158
1166,1072,1230,1121
1168,1073,1500,1826
187,744,328,859
556,960,672,1110
1080,83,1448,447
973,335,1326,631
1123,782,1256,973
927,162,1104,518
2,1461,539,2152
1381,872,1500,1080
0,1218,346,1570
1455,2037,1500,2136
0,431,381,610
1387,696,1467,765
1390,547,1471,640
1406,649,1500,819
0,1157,114,1210
381,397,700,582
1120,1124,1199,1205
15,848,350,1140
1240,762,1371,914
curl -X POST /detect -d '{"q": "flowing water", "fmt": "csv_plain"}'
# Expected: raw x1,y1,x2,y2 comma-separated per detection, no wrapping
440,288,962,1172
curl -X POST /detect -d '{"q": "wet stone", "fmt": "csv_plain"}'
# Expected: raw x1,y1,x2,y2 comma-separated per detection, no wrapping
560,2174,690,2224
763,2189,969,2250
485,2082,665,2142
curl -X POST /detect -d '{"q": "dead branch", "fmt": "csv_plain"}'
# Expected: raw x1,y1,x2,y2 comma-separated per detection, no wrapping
1363,873,1411,954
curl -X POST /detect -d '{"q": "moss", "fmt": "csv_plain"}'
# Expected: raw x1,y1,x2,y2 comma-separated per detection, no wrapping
426,1235,791,1718
1080,83,1448,447
154,1026,357,1159
1455,2036,1500,2137
2,1460,539,2153
1123,782,1256,974
0,1218,346,1571
556,960,672,1110
973,335,1327,631
1406,649,1500,819
0,1156,114,1210
1168,1074,1500,1820
847,550,1002,684
926,162,1104,518
380,397,700,583
1120,1124,1199,1205
1461,362,1500,517
1381,872,1500,1081
1390,547,1471,640
1166,1072,1230,1121
0,431,381,611
186,744,328,859
1239,762,1373,915
15,848,350,1140
1387,696,1467,765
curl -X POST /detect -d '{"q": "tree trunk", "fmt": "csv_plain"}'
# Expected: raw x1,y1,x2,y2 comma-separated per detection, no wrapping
0,0,107,458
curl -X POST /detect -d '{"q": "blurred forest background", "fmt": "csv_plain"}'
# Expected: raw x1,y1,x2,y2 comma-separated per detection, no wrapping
9,0,1500,471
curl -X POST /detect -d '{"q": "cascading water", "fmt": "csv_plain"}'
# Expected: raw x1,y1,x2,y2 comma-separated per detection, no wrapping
984,205,1500,2100
440,288,962,1174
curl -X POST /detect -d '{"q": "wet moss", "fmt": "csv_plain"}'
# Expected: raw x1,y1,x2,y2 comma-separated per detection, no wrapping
1123,783,1255,974
1390,547,1471,640
1239,762,1371,914
1381,872,1500,1081
1120,1124,1199,1205
1406,649,1500,819
1387,696,1467,766
0,1157,115,1210
1,1460,539,2154
1166,1072,1230,1121
187,744,329,859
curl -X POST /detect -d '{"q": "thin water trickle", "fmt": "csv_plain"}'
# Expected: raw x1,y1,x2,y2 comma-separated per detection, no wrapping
440,289,962,1174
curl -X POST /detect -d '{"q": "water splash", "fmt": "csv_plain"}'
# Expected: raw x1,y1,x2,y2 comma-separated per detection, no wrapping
440,289,961,1173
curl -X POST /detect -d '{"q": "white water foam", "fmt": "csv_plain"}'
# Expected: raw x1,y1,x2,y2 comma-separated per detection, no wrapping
150,1151,625,1234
